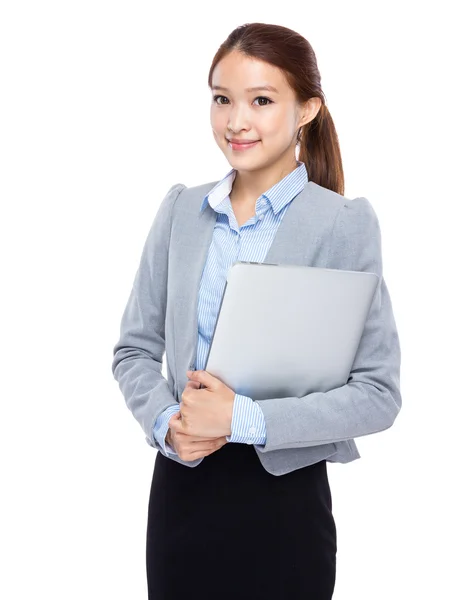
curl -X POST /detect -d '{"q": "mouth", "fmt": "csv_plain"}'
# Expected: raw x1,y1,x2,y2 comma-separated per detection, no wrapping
227,139,260,151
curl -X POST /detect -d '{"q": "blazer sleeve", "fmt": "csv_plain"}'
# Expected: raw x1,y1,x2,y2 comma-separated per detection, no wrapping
254,196,402,453
111,183,203,461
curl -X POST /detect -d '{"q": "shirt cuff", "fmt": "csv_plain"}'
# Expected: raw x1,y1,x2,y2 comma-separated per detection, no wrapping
226,393,267,445
153,404,181,456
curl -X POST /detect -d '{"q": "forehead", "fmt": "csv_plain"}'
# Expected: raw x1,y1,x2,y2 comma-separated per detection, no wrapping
212,52,291,95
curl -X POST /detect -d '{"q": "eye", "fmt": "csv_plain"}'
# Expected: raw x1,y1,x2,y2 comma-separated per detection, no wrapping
213,95,229,105
212,95,273,106
254,96,273,106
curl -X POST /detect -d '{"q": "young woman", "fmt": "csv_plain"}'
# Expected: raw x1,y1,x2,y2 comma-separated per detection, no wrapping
112,22,402,600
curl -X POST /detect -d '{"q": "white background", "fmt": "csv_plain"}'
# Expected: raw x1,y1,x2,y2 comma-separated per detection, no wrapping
1,1,466,598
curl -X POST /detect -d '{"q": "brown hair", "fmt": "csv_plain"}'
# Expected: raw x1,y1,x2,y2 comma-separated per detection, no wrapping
207,22,345,196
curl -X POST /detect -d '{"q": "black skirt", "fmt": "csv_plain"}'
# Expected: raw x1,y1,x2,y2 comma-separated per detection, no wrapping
146,441,337,600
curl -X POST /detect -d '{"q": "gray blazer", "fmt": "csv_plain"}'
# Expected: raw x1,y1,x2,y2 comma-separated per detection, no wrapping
111,179,402,476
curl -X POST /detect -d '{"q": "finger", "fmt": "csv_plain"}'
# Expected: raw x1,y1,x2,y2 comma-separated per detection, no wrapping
168,412,182,431
169,410,225,442
185,380,201,390
176,430,226,443
186,370,219,389
179,440,226,461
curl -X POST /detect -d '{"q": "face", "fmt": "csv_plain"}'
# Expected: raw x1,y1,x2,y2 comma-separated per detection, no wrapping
210,50,314,174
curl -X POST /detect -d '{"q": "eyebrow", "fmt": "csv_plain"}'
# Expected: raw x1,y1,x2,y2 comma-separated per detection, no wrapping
212,84,279,93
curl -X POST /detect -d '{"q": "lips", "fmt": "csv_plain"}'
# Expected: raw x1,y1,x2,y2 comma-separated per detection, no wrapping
228,139,259,144
228,139,260,151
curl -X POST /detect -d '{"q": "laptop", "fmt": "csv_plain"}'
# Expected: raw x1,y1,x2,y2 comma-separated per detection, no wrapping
202,261,379,399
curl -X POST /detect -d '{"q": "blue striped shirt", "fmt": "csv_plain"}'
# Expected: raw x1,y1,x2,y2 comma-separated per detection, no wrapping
153,160,310,456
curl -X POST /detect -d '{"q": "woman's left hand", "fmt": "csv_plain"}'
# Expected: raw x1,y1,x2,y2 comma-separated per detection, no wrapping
169,370,235,439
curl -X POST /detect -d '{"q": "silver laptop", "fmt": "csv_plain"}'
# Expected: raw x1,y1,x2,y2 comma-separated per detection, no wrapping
202,261,379,399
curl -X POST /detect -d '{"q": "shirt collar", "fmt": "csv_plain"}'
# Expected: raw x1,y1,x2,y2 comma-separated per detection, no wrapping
199,161,309,215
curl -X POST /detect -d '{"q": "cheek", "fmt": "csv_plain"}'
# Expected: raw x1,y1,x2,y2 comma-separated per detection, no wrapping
259,112,289,137
210,110,225,132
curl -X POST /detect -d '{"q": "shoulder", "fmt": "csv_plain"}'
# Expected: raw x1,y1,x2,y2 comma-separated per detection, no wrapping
309,184,382,273
158,180,221,218
177,180,219,208
303,181,381,253
153,183,187,223
335,196,380,243
306,180,378,227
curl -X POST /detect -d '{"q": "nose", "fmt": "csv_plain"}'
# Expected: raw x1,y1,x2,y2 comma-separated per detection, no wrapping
227,104,250,134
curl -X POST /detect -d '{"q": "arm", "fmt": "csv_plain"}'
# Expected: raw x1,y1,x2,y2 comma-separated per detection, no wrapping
253,196,402,453
111,182,203,466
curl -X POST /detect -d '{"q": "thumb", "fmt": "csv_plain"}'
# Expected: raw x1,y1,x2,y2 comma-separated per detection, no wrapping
169,411,184,434
169,411,181,425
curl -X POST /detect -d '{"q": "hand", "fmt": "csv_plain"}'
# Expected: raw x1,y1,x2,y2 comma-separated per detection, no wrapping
166,379,229,461
170,370,235,439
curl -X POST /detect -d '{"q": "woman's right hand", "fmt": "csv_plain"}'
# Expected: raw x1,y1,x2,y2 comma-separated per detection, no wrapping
165,380,228,461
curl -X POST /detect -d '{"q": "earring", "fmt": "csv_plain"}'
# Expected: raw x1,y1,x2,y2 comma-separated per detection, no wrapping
297,126,303,143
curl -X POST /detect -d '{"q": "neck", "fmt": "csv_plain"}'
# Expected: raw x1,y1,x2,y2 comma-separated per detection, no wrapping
230,158,299,206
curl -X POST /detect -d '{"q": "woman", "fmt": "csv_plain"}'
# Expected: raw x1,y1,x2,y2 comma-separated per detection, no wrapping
111,22,402,600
